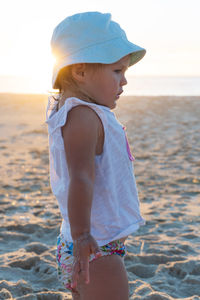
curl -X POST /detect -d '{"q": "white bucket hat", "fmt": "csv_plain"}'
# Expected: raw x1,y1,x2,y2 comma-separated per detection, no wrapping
51,11,146,89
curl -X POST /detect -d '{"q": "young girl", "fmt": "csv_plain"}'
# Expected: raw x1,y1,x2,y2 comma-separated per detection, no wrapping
46,11,146,300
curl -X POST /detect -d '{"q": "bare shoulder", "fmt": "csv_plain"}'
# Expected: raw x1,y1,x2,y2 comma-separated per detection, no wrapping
62,104,101,136
68,104,101,126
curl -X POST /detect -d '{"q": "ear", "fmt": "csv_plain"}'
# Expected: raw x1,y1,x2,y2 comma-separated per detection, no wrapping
71,63,87,83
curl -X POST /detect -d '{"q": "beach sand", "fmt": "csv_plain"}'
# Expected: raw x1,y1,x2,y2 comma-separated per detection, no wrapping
0,94,199,299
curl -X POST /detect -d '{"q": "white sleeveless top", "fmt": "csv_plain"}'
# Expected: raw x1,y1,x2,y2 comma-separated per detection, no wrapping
46,96,145,246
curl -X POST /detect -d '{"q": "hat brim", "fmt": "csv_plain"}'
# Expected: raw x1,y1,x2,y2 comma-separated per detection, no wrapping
52,37,146,89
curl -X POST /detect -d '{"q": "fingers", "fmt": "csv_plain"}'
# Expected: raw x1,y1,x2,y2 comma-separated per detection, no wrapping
71,235,102,288
71,260,80,289
71,256,90,288
80,256,90,284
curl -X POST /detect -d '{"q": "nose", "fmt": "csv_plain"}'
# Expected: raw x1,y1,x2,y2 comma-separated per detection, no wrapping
121,74,128,86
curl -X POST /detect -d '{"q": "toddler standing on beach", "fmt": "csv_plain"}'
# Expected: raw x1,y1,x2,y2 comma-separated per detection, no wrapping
46,11,146,300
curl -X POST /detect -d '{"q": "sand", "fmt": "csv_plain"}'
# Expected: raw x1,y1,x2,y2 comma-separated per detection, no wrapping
0,93,199,300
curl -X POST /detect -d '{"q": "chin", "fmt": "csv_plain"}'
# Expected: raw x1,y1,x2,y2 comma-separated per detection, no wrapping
111,102,117,109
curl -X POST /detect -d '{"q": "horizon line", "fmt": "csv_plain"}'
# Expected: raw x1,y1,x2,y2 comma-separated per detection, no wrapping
0,74,200,78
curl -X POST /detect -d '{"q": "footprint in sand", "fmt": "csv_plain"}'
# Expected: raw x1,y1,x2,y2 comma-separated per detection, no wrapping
127,263,156,278
25,242,49,255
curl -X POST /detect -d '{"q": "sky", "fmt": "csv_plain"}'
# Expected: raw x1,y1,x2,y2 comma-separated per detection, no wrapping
0,0,200,93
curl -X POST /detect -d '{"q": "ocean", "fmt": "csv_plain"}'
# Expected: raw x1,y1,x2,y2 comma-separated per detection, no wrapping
124,76,200,96
0,75,200,96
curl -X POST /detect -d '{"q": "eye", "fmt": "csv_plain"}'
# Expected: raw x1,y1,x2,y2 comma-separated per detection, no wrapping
114,69,122,73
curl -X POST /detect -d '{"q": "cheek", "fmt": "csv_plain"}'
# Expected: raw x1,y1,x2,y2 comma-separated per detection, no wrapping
107,79,117,93
112,76,120,88
114,73,122,84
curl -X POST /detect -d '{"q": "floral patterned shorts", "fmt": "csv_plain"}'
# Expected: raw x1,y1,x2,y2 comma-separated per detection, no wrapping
56,234,127,292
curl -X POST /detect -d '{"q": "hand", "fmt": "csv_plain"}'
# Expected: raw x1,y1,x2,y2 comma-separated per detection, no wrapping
71,233,102,289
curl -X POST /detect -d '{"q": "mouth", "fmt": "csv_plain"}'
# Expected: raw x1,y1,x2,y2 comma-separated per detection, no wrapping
117,90,123,97
116,90,123,99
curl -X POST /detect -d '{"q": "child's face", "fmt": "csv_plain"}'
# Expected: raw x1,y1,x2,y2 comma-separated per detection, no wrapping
84,55,130,109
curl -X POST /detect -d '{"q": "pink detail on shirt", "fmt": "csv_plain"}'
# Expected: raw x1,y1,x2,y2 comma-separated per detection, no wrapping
122,126,135,161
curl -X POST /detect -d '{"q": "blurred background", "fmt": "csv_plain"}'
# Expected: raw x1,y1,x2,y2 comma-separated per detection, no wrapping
1,1,200,299
0,0,200,95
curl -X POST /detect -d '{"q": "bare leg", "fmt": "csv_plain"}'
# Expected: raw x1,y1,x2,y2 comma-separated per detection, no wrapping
72,291,81,300
77,254,129,300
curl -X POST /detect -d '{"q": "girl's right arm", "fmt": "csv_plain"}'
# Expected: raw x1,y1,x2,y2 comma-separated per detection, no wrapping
61,105,102,289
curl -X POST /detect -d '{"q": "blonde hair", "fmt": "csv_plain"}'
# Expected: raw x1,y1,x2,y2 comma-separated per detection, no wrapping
57,63,103,93
56,65,76,92
50,63,104,110
49,63,103,111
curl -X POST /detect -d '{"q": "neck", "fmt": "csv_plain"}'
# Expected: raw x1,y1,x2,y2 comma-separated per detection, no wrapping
58,89,97,109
